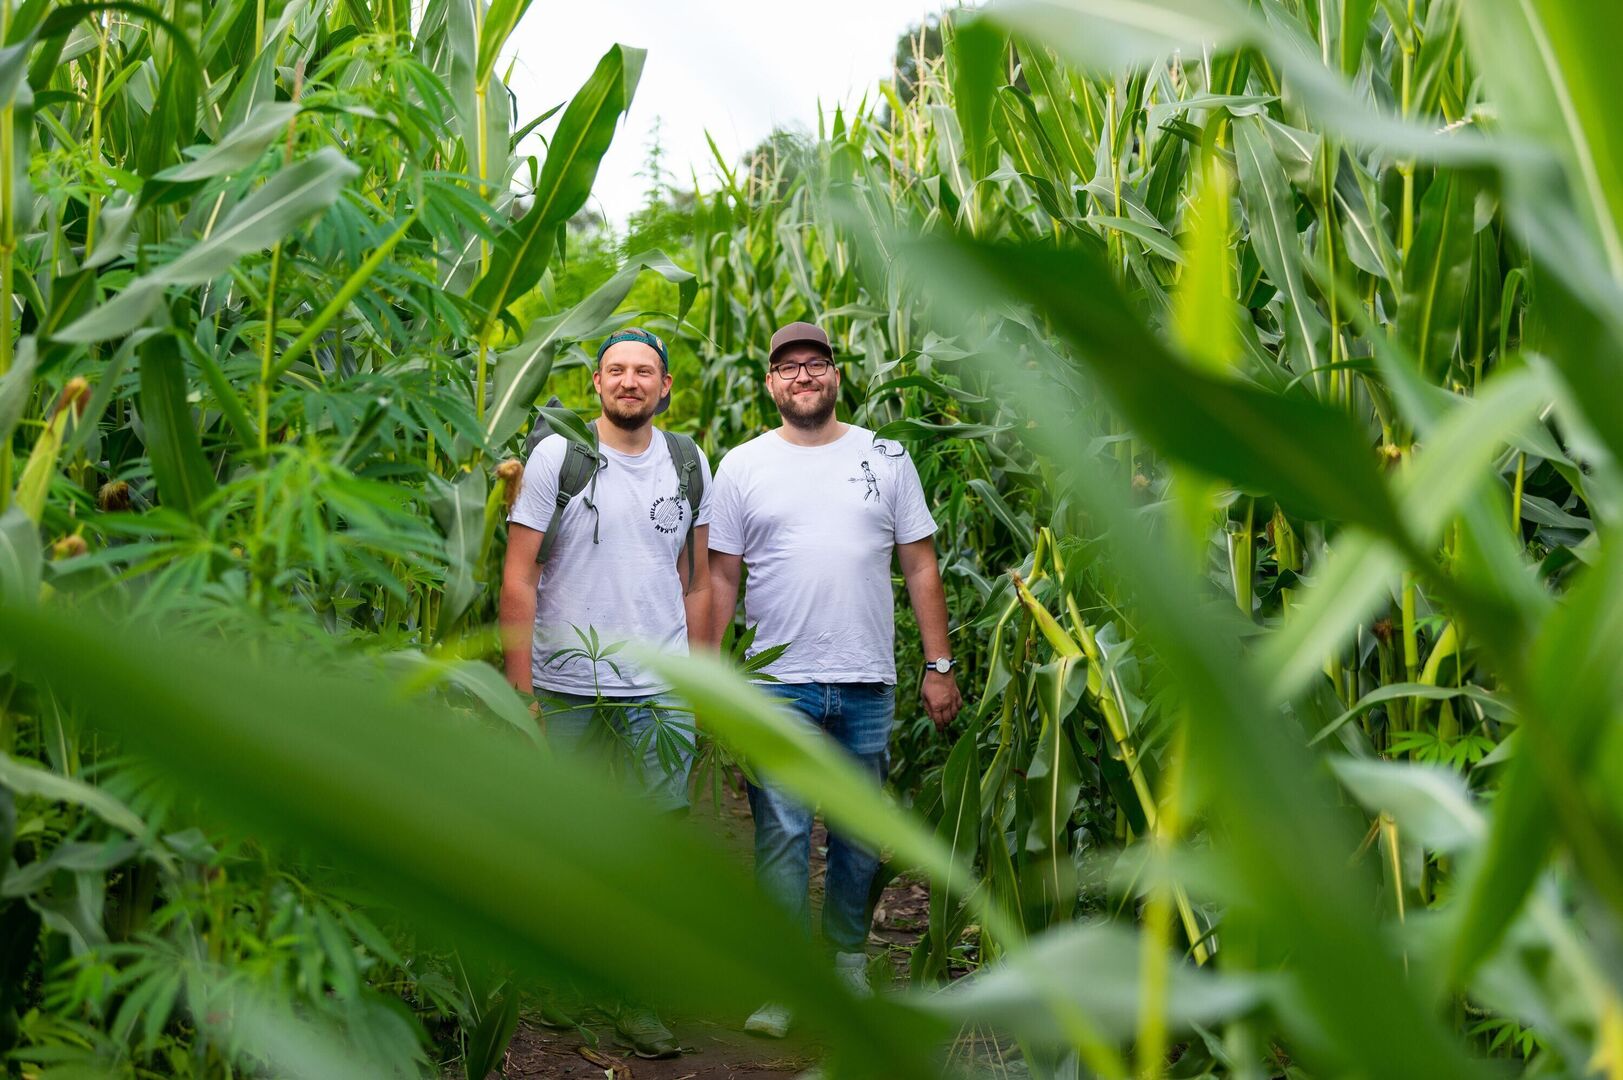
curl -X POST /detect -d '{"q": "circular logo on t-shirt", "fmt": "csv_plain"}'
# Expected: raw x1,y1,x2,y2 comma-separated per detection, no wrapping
649,495,686,534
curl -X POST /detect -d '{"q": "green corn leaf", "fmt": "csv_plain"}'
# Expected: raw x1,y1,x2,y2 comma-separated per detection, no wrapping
1258,366,1547,702
427,468,486,638
1330,759,1484,855
85,194,136,269
1447,535,1623,984
950,16,1004,182
929,236,1409,541
0,599,946,1079
0,507,41,615
0,336,36,448
637,648,1020,947
873,418,1011,442
536,406,596,455
474,0,534,86
462,982,520,1080
966,478,1033,547
0,753,148,837
1024,657,1086,926
1400,172,1477,380
1014,42,1094,181
469,44,644,331
137,330,216,518
1173,153,1235,371
1088,215,1184,264
916,920,1264,1047
383,651,535,741
1525,270,1623,484
994,0,1513,166
906,239,1486,1078
1233,115,1327,380
1310,683,1511,746
1334,157,1399,282
439,0,477,161
1459,0,1623,282
1339,0,1377,76
152,101,299,184
57,148,360,344
925,718,982,979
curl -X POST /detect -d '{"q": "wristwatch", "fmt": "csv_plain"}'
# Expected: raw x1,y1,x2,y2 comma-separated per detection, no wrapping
924,657,957,675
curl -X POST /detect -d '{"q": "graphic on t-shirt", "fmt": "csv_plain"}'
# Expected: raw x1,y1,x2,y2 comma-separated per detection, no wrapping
849,460,881,502
649,494,686,533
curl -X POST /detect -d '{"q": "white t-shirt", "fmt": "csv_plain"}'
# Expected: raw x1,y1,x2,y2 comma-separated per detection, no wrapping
708,425,936,684
508,429,713,696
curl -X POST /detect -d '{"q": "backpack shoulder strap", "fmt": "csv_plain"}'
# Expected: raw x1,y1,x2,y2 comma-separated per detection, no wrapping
660,430,704,593
535,420,600,565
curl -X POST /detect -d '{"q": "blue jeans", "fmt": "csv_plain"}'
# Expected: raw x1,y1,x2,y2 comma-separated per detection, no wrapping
538,690,696,814
748,682,894,953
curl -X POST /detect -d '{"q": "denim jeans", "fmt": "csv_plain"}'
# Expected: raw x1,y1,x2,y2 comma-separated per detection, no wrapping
748,682,894,953
537,690,696,814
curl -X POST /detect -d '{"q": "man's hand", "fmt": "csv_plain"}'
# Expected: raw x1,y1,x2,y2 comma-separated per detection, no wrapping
922,669,962,731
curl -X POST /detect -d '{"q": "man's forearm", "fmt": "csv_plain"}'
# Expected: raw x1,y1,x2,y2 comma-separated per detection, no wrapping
905,568,953,661
499,585,537,691
684,584,712,652
707,556,742,650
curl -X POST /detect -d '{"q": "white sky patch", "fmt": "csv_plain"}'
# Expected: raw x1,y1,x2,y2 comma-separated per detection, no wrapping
501,0,950,223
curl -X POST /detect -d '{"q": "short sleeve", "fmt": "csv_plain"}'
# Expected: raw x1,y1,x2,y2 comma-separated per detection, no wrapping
508,436,566,534
889,447,936,544
706,451,745,555
694,447,715,527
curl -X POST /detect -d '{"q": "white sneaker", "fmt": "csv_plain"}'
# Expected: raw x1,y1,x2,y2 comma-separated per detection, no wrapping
834,951,871,998
744,1001,791,1038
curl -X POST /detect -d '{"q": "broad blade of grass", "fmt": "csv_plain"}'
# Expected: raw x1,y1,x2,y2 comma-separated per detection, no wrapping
469,45,644,331
900,231,1485,1078
0,599,944,1080
932,236,1409,544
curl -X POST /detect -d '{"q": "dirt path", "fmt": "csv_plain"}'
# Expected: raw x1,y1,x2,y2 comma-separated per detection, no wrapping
496,775,932,1079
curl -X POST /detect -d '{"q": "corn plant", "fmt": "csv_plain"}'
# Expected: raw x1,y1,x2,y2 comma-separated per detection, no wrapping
0,0,702,1067
674,0,1617,1075
2,0,1622,1077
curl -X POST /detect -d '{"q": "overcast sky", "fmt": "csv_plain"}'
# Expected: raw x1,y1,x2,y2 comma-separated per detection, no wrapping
501,0,951,224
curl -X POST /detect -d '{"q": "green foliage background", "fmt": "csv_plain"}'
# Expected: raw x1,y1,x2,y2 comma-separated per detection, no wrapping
0,0,1620,1077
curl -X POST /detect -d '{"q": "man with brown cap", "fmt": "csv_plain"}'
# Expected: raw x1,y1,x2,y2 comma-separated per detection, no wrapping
706,321,961,1036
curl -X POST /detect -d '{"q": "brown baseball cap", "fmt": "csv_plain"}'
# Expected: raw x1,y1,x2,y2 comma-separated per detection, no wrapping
769,321,832,362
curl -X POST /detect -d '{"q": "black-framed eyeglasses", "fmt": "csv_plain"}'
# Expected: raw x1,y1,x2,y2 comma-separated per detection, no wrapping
769,357,833,379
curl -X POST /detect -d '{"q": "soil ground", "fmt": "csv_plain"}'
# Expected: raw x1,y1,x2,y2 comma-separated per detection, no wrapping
495,773,935,1079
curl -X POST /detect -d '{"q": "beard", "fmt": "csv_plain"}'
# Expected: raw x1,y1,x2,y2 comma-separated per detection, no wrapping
772,381,838,429
599,390,660,430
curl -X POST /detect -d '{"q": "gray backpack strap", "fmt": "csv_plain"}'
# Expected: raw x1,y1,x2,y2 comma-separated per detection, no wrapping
660,429,704,594
535,419,601,565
